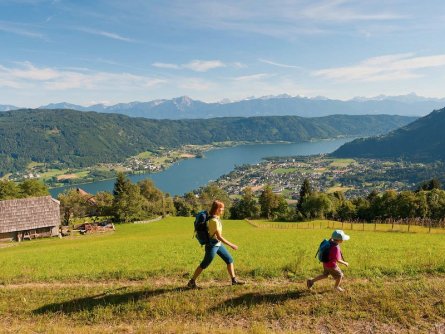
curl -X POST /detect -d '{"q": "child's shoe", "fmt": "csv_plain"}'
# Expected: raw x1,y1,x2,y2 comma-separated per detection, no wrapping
334,286,344,292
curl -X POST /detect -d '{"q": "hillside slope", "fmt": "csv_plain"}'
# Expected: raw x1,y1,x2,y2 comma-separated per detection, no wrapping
0,109,416,175
333,107,445,161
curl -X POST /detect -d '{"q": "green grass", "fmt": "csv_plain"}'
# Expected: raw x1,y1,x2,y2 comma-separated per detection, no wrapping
135,151,153,159
1,218,444,284
1,218,444,332
327,158,356,168
38,168,70,180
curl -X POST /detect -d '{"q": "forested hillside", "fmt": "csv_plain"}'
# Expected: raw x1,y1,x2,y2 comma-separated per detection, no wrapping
0,109,416,175
333,107,445,161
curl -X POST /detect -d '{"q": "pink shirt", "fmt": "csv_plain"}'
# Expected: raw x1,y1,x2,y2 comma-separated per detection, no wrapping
323,241,341,268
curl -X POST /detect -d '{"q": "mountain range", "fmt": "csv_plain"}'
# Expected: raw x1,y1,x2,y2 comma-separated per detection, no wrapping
333,107,445,162
1,93,444,119
0,109,416,175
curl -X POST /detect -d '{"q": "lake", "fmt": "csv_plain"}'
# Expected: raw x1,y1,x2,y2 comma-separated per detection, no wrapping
49,138,352,197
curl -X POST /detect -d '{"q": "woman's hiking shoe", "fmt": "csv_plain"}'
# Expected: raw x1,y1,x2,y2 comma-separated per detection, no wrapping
187,279,197,289
231,278,245,285
306,279,314,289
334,286,344,292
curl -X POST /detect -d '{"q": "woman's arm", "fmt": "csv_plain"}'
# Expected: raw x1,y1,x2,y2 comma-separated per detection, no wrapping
215,230,238,250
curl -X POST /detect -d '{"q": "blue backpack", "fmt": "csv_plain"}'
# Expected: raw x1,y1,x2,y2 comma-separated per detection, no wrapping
316,239,332,263
315,239,345,263
194,210,210,245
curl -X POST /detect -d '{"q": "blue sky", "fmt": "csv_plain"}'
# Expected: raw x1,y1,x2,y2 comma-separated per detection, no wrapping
1,0,445,107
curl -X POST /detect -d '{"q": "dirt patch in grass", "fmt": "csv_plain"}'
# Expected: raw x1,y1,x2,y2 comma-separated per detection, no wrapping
56,173,78,180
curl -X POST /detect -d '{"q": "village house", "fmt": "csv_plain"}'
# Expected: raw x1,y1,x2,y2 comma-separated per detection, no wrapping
0,196,60,242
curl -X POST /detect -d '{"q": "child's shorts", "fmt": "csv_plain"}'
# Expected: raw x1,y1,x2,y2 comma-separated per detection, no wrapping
323,266,344,279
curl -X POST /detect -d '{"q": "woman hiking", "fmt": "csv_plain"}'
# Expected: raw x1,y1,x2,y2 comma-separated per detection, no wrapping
187,200,244,288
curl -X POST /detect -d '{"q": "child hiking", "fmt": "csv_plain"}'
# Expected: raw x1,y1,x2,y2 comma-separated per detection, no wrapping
187,200,244,288
307,230,350,292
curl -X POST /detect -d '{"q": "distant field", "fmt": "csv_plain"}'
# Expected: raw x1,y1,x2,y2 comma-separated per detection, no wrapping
0,218,444,333
328,158,356,168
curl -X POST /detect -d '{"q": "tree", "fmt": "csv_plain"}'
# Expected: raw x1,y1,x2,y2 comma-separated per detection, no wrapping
259,185,288,219
301,192,333,219
230,187,260,219
395,191,419,219
18,179,49,197
337,200,356,221
352,197,371,221
199,183,231,217
174,196,193,216
297,178,313,214
112,173,146,222
426,189,445,220
417,178,442,191
259,185,275,219
58,189,91,225
0,180,20,200
94,191,114,217
183,192,201,215
138,178,164,217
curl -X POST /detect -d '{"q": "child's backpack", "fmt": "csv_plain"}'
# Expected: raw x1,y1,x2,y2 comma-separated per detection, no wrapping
315,239,332,262
194,210,210,245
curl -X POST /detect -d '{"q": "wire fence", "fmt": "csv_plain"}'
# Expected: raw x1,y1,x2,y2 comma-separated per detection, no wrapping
245,218,445,234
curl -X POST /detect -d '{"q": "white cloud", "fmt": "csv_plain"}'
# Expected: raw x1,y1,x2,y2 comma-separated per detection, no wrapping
313,53,445,82
152,62,180,70
0,62,167,91
259,58,303,69
233,73,270,81
0,20,46,39
300,0,407,22
9,61,60,80
152,0,409,38
152,59,226,72
77,27,137,43
183,60,226,72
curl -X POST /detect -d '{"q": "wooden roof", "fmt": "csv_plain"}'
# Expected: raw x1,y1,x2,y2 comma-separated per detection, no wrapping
0,196,60,233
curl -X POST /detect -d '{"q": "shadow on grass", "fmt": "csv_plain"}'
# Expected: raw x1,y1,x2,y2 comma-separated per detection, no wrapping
33,286,185,315
210,289,308,311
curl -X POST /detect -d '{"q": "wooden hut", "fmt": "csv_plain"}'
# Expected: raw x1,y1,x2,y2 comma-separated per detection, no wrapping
0,196,60,242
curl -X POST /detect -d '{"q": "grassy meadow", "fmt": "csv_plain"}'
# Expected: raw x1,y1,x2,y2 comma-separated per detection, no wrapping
0,217,444,333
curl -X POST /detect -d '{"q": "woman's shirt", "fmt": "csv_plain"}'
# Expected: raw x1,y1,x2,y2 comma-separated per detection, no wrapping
207,217,222,246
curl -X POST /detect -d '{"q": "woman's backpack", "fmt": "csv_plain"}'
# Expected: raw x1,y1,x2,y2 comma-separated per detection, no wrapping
194,210,210,245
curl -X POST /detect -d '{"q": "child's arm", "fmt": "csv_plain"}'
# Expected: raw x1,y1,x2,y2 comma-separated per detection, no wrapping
337,259,349,267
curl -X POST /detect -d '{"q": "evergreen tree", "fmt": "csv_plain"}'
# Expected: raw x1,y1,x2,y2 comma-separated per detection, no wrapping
112,173,146,222
296,178,313,214
417,178,442,191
